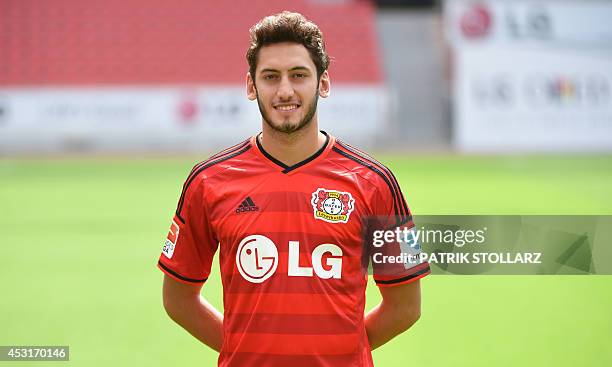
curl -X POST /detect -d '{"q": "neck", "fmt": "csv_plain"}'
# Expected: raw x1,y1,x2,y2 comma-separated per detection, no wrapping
259,120,326,167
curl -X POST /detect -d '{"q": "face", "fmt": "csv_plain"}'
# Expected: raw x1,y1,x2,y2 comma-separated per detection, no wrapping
247,42,330,134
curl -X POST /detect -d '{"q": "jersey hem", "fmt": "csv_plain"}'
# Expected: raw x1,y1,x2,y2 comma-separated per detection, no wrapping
157,260,207,284
374,263,431,287
375,269,430,288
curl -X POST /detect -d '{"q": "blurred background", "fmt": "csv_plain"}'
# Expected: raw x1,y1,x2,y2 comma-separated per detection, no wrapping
1,0,611,366
1,0,611,153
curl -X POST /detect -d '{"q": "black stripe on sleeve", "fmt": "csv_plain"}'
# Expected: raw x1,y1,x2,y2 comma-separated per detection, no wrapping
386,168,411,221
336,140,410,220
374,266,431,285
158,261,208,283
177,140,250,213
175,144,251,222
182,141,247,186
331,146,405,227
208,138,250,161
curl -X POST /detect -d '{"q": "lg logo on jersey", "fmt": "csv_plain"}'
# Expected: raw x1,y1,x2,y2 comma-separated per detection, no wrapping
236,235,343,283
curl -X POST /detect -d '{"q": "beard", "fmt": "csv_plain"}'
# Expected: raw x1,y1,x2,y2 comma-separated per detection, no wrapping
256,90,319,134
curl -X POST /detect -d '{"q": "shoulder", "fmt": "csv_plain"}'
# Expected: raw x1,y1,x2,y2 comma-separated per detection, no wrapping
328,137,401,192
185,137,254,186
174,138,253,221
179,137,253,199
329,137,410,219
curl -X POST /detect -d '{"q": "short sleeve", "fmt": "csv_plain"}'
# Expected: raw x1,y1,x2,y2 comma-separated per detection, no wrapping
368,178,430,288
157,171,218,284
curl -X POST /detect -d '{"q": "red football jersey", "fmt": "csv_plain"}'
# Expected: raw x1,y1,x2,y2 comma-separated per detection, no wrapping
158,132,430,367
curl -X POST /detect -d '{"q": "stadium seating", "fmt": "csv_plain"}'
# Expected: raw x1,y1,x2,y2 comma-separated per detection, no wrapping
0,0,383,85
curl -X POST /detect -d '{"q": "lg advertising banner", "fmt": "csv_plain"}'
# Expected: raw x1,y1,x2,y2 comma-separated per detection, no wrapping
455,48,612,151
445,0,612,152
0,86,387,154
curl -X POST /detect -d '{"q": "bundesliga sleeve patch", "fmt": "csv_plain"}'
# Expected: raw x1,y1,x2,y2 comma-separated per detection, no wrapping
162,219,180,259
311,188,355,224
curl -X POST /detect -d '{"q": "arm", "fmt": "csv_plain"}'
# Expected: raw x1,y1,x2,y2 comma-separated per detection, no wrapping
162,274,224,352
365,279,422,350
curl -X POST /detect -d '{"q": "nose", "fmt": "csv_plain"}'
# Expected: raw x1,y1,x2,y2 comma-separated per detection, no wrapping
276,75,295,101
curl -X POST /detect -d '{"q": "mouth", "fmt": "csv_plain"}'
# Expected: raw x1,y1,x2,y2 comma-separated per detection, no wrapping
273,104,301,112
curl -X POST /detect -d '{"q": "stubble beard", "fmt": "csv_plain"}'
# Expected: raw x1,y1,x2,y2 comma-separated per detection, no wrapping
256,89,319,135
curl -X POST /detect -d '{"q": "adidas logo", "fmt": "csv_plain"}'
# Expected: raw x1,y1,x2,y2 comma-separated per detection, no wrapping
236,197,259,214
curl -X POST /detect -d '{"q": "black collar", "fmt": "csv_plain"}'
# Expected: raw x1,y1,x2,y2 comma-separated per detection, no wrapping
256,131,330,174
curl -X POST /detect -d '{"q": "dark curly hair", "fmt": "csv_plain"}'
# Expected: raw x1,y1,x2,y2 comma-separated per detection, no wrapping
246,11,330,81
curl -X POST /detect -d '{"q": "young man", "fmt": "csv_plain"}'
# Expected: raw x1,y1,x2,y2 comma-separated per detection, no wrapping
158,11,430,367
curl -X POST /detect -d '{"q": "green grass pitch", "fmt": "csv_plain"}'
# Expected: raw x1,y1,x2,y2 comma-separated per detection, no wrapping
1,154,611,366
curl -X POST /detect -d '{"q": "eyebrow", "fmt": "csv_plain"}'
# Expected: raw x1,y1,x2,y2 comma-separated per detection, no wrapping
260,66,311,74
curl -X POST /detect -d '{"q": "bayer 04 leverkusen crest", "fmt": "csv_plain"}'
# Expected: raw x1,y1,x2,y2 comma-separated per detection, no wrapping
311,188,355,224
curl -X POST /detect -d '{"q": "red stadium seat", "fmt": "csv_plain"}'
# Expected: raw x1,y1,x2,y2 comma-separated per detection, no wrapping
0,0,383,85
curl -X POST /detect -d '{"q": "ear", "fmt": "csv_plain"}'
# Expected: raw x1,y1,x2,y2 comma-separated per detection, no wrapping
246,72,257,101
319,70,330,98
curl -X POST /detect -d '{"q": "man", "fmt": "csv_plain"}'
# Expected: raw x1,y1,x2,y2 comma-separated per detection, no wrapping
158,11,430,367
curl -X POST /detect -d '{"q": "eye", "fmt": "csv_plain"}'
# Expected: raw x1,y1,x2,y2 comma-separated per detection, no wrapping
262,74,278,80
293,73,306,78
